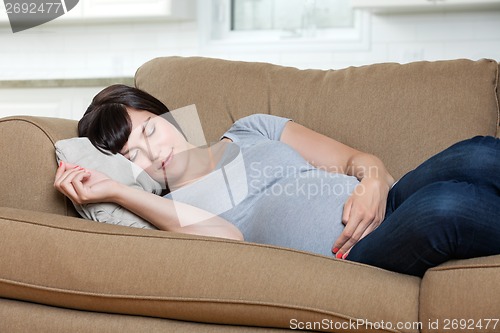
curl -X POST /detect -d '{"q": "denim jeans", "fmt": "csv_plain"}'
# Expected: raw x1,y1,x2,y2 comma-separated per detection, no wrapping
347,136,500,277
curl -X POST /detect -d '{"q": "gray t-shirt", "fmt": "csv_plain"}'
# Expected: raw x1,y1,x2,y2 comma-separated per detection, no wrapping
166,114,359,257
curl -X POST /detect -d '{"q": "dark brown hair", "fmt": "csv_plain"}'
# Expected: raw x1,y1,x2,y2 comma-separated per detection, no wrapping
78,84,179,154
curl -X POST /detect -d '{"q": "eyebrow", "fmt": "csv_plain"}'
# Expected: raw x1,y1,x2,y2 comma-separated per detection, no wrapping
121,117,152,156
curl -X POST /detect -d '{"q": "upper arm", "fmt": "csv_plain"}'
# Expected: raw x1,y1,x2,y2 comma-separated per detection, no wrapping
280,121,362,175
224,114,290,143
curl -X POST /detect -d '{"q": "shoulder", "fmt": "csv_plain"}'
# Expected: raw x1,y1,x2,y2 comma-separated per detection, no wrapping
222,114,291,143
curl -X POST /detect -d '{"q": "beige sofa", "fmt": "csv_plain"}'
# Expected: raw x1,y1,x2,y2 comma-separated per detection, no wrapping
1,57,499,333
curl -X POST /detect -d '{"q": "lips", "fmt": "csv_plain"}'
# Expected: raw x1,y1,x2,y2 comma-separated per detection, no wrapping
159,148,174,170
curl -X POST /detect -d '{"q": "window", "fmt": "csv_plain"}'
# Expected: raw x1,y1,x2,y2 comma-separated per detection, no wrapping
200,0,369,51
231,0,354,37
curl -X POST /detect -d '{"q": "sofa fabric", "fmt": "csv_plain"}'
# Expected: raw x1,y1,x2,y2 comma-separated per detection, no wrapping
1,57,499,332
135,57,499,180
0,206,420,332
0,298,292,333
0,116,78,216
420,256,500,333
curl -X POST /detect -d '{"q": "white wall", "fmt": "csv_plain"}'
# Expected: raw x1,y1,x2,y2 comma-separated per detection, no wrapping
1,7,499,119
369,10,500,65
0,21,200,80
210,10,500,70
1,9,500,80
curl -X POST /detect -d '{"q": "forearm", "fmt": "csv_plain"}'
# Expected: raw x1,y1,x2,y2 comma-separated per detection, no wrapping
280,122,394,188
111,183,243,240
346,152,395,189
54,163,242,240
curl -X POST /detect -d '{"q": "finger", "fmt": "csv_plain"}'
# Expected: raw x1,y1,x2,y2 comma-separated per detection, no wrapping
68,169,93,204
54,161,78,180
342,222,380,260
332,220,353,254
337,228,363,258
70,170,92,203
379,205,387,222
341,198,352,226
335,200,365,242
54,161,66,183
58,169,86,197
336,215,372,258
54,165,82,189
333,211,363,255
62,162,80,169
332,199,353,254
341,213,385,259
56,168,88,202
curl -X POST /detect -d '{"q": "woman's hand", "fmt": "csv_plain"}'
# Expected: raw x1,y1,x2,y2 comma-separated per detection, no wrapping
54,161,118,205
332,177,390,259
278,121,395,257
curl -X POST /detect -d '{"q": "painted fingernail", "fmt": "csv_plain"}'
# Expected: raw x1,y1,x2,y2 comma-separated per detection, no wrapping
342,253,349,260
336,252,343,259
59,161,63,167
333,247,339,254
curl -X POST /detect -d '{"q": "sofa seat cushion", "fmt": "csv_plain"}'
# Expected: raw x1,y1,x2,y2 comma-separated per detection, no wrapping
420,255,500,333
0,207,421,332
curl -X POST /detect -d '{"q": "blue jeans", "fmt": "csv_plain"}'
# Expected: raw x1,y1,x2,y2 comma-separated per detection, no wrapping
347,136,500,277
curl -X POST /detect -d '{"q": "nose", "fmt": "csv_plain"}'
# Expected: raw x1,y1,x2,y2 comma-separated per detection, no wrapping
145,142,160,163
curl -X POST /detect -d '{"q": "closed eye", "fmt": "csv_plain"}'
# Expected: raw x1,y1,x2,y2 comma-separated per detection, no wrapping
142,117,155,137
145,123,155,136
123,117,154,162
128,149,138,162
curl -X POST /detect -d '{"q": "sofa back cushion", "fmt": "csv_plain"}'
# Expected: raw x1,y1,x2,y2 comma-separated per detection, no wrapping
135,57,499,180
0,116,78,216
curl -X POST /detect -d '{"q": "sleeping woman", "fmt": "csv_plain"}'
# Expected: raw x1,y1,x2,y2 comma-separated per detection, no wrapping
54,84,500,277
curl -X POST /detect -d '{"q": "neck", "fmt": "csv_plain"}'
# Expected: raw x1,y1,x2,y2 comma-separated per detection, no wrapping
168,141,227,191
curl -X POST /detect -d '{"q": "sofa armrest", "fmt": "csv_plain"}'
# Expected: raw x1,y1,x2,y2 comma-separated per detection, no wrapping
420,256,500,333
0,206,421,333
0,116,78,216
497,63,500,138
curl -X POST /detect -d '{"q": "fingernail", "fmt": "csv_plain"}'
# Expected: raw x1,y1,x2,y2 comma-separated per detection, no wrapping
333,247,339,254
336,252,343,259
342,253,349,260
59,161,63,167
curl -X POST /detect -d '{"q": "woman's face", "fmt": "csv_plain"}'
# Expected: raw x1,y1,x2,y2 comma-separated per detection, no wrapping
120,108,190,187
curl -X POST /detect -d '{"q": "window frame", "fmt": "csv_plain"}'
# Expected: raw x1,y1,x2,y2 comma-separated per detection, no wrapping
198,0,371,53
